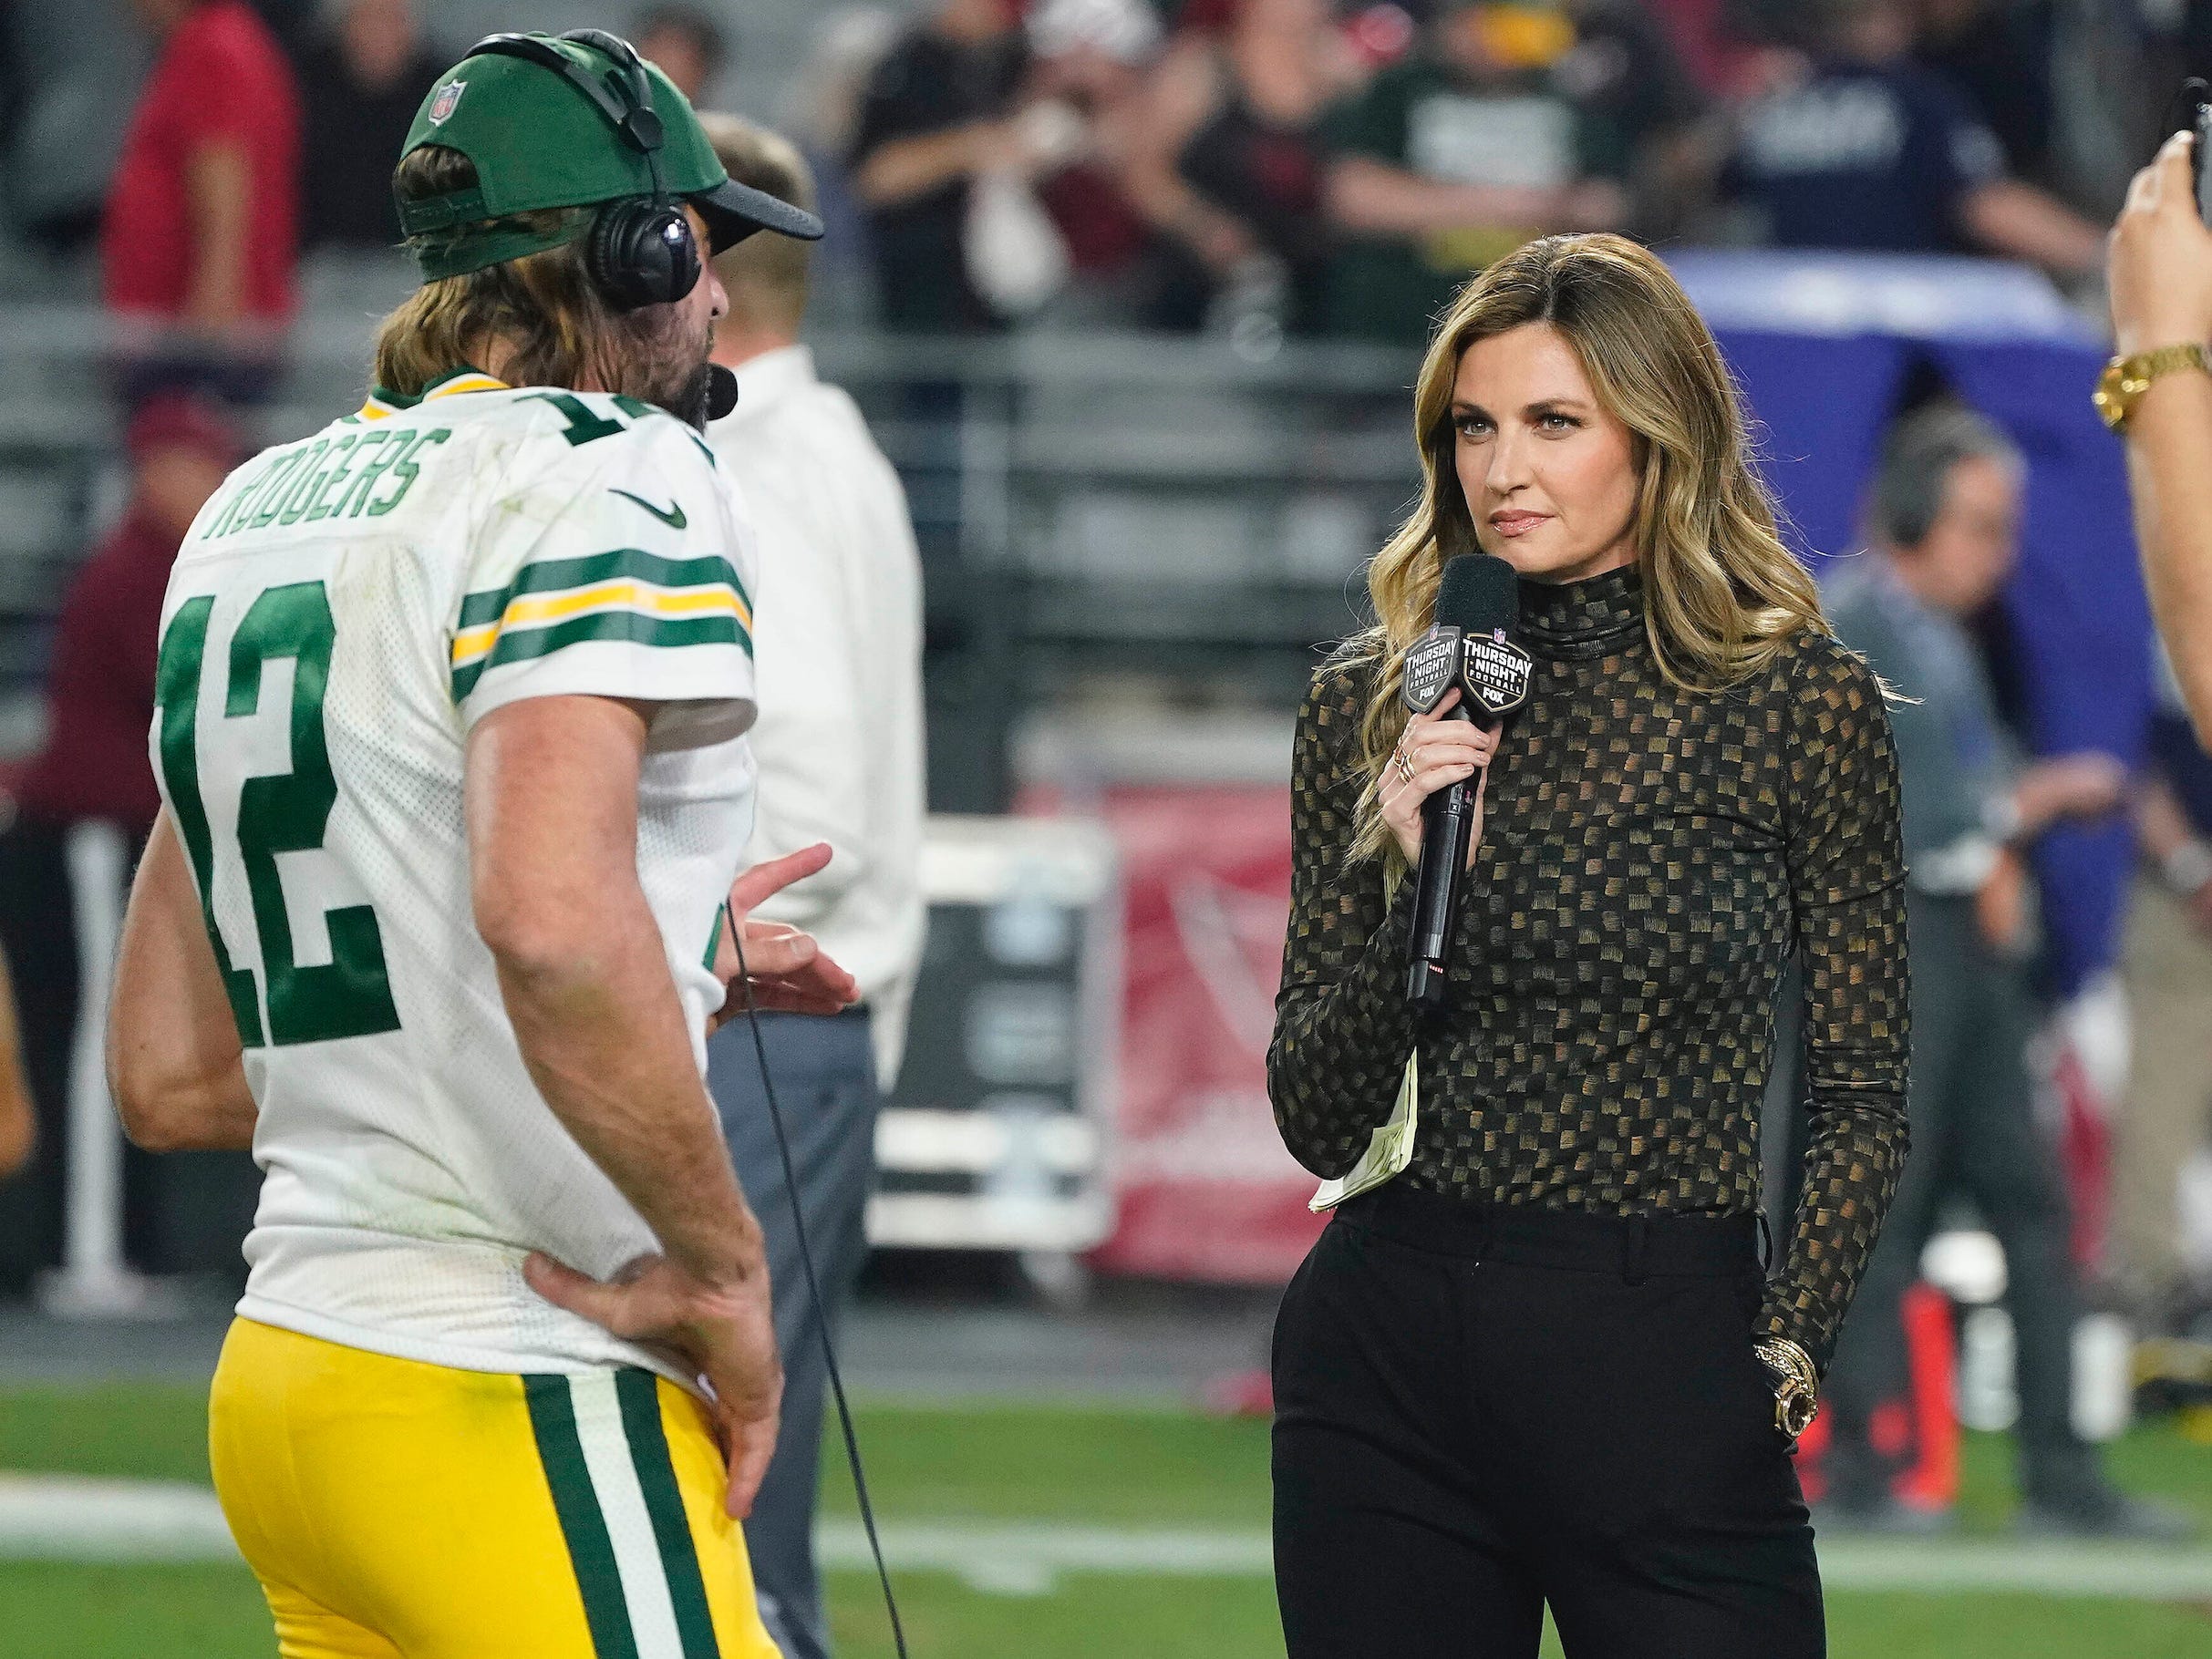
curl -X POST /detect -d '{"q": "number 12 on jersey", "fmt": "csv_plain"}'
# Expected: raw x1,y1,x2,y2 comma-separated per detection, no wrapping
155,580,401,1048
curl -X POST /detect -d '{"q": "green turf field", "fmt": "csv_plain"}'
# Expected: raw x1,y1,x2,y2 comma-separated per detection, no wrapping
2,1386,2209,1657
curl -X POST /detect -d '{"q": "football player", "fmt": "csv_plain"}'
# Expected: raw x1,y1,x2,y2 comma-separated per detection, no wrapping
106,30,843,1657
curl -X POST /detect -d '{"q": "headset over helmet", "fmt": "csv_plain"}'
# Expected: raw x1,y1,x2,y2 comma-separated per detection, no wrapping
394,28,822,311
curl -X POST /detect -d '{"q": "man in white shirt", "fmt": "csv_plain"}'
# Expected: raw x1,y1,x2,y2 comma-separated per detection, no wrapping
698,113,928,1659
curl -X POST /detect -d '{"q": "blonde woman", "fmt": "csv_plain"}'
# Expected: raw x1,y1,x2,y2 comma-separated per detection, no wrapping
1266,233,1908,1657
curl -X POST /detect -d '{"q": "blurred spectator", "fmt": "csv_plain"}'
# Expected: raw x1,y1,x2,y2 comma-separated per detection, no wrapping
5,2,151,251
777,7,904,325
1723,0,2102,277
297,0,443,251
846,0,1171,327
2112,646,2212,1334
1913,0,2057,187
102,0,302,404
0,397,243,1296
1317,1,1628,347
634,2,729,105
784,8,903,162
1023,0,1166,323
1122,0,1360,335
12,397,240,832
1556,0,1715,239
698,110,928,1659
1818,406,2185,1539
1645,0,1762,94
849,0,1030,331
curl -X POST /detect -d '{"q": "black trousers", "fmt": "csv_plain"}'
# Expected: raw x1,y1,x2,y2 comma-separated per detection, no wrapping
706,1009,882,1659
1272,1185,1824,1658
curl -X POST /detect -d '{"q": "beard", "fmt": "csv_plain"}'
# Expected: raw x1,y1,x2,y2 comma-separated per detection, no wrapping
614,308,718,429
656,361,716,430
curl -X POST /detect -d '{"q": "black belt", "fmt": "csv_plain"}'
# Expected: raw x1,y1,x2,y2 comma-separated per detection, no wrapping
1334,1182,1761,1284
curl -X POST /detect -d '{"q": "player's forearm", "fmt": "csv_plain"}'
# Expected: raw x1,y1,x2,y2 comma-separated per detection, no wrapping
491,903,765,1288
108,812,257,1153
2129,370,2212,741
110,1062,257,1153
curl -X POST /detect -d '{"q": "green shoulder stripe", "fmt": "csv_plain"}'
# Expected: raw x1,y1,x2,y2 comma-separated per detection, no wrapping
452,610,750,701
459,547,749,630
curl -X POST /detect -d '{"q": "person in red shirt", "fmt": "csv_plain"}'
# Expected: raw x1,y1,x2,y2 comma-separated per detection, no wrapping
102,0,303,404
0,396,242,1296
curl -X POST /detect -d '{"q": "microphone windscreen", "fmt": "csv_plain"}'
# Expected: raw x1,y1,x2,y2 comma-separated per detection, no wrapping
1433,553,1518,637
705,364,739,422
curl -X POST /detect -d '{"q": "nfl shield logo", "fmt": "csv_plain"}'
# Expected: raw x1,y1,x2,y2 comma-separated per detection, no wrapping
429,80,466,125
1402,627,1463,715
1462,634,1535,716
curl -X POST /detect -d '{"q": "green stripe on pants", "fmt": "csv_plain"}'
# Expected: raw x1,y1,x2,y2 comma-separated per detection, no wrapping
615,1370,721,1657
524,1374,642,1659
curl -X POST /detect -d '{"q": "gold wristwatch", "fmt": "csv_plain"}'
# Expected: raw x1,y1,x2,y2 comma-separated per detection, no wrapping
1752,1336,1819,1440
2094,343,2211,435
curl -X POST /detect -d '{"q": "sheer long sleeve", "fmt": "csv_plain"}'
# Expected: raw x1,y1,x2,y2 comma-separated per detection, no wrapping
1267,665,1423,1178
1269,574,1911,1365
1762,635,1913,1375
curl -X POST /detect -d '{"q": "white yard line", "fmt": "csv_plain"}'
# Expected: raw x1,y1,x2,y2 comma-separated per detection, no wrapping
0,1476,236,1562
6,1477,2211,1603
817,1521,2212,1602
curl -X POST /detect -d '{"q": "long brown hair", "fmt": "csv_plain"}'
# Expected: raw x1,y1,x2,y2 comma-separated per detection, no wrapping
372,147,674,398
1340,233,1829,870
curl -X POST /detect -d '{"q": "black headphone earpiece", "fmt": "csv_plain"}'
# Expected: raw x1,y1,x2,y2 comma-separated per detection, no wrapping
585,198,700,313
465,29,702,312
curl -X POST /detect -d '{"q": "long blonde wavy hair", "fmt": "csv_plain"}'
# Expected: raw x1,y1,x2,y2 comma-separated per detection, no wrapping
1342,233,1829,870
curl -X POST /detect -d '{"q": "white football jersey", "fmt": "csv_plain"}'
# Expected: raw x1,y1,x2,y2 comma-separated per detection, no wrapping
153,369,759,1382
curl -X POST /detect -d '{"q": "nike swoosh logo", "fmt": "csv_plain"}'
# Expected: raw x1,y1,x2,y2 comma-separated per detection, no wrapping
611,489,687,531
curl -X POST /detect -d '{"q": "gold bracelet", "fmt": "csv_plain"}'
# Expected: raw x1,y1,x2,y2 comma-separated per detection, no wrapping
1752,1335,1820,1440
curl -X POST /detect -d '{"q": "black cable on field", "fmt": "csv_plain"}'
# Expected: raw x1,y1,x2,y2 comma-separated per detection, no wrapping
729,931,911,1659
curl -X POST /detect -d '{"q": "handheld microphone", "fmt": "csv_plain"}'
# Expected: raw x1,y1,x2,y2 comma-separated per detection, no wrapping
1404,553,1530,1010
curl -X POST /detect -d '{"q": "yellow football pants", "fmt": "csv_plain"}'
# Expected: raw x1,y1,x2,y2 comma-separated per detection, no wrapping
209,1317,780,1659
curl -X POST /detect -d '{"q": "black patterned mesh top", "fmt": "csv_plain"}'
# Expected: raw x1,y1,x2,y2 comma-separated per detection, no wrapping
1268,562,1910,1374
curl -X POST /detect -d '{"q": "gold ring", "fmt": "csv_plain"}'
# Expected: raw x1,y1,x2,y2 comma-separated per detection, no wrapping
1393,747,1415,785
